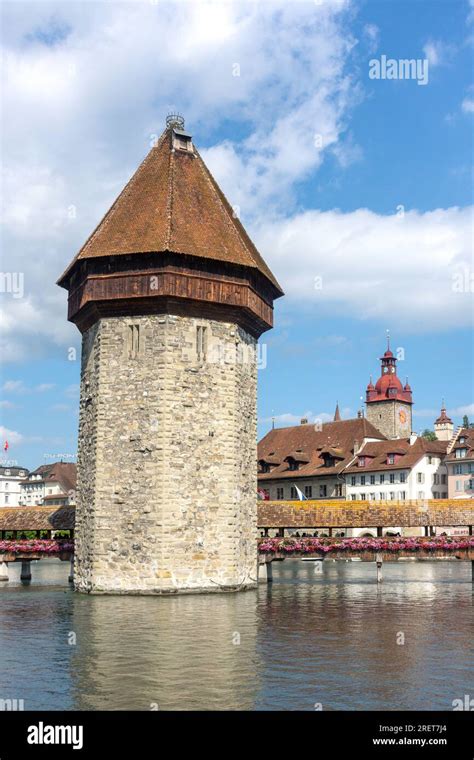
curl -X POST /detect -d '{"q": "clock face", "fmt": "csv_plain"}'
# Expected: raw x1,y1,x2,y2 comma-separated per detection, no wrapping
398,408,407,424
390,366,395,373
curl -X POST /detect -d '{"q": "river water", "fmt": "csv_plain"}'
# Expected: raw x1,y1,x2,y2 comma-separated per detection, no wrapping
0,559,472,711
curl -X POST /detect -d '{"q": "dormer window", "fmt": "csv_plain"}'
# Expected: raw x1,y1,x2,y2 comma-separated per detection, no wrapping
456,448,467,459
287,458,299,471
172,129,193,153
358,457,365,467
387,454,395,465
459,436,466,444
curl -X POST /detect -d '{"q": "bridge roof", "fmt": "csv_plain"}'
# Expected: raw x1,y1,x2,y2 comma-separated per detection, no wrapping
0,506,75,531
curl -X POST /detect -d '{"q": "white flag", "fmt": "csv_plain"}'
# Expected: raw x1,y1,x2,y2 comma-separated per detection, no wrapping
293,484,307,501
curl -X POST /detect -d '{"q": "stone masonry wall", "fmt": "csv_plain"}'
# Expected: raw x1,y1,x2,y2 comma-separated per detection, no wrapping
75,314,258,593
366,400,412,439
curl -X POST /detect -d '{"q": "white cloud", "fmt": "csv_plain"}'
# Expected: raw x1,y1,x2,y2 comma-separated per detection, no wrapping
1,0,360,363
422,39,456,67
1,380,27,393
462,97,474,113
0,426,24,445
253,205,474,331
35,383,56,392
259,408,352,427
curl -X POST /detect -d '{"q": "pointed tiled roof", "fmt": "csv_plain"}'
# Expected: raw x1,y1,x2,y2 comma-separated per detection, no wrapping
257,418,386,480
58,125,283,294
334,403,341,421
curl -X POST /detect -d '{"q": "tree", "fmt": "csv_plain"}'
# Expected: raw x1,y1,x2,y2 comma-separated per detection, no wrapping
462,415,469,428
422,429,437,441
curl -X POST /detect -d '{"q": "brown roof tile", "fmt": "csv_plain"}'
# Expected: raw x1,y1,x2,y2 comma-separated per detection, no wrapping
345,437,449,473
0,506,75,531
446,428,474,462
58,126,283,294
257,418,386,480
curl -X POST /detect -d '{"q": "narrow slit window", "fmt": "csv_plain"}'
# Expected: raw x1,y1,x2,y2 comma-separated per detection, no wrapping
128,324,140,359
196,325,207,361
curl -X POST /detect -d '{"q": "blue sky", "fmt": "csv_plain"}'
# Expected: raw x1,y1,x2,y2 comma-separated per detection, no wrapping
0,0,473,470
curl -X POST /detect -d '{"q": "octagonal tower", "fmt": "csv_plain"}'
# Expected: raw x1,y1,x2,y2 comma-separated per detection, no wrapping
58,116,283,594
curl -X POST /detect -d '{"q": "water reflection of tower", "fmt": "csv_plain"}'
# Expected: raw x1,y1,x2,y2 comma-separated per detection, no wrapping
69,592,259,710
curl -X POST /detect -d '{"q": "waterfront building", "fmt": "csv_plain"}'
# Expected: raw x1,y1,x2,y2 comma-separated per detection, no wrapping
0,465,29,507
344,434,448,502
365,340,413,439
57,115,282,594
257,415,386,501
19,462,77,507
446,427,474,499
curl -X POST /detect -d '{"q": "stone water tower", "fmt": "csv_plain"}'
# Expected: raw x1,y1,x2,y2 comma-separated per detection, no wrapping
58,116,283,593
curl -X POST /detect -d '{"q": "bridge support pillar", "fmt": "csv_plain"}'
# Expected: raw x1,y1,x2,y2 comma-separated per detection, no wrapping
20,560,31,582
376,553,383,583
68,557,74,584
258,561,273,583
0,562,9,582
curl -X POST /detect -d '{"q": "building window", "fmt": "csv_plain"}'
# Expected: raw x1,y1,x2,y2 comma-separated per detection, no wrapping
360,493,366,500
454,464,463,474
304,485,312,498
456,448,467,459
459,436,466,444
358,457,365,467
287,459,299,471
5,494,8,503
290,486,297,499
433,474,439,484
389,473,395,484
400,472,406,483
379,492,385,500
389,492,395,500
319,485,327,498
350,494,356,501
433,491,439,499
369,492,376,501
351,476,356,486
276,487,284,500
334,483,343,497
380,474,385,484
196,325,207,361
127,324,140,359
370,475,375,485
417,491,424,499
441,474,446,484
5,470,10,476
455,480,462,492
400,491,406,500
387,454,395,465
360,475,366,485
428,456,433,464
417,473,424,484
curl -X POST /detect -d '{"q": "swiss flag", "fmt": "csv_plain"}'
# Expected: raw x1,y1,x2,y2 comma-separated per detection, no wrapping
3,440,8,451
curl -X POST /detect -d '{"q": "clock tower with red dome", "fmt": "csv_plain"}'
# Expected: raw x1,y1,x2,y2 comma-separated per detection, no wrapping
365,339,413,439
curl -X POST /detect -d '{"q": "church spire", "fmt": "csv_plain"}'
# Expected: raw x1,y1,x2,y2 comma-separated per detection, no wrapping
334,402,341,421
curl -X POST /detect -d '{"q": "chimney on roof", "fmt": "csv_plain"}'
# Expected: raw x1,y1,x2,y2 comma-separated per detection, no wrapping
300,417,308,425
409,432,418,445
357,410,362,419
